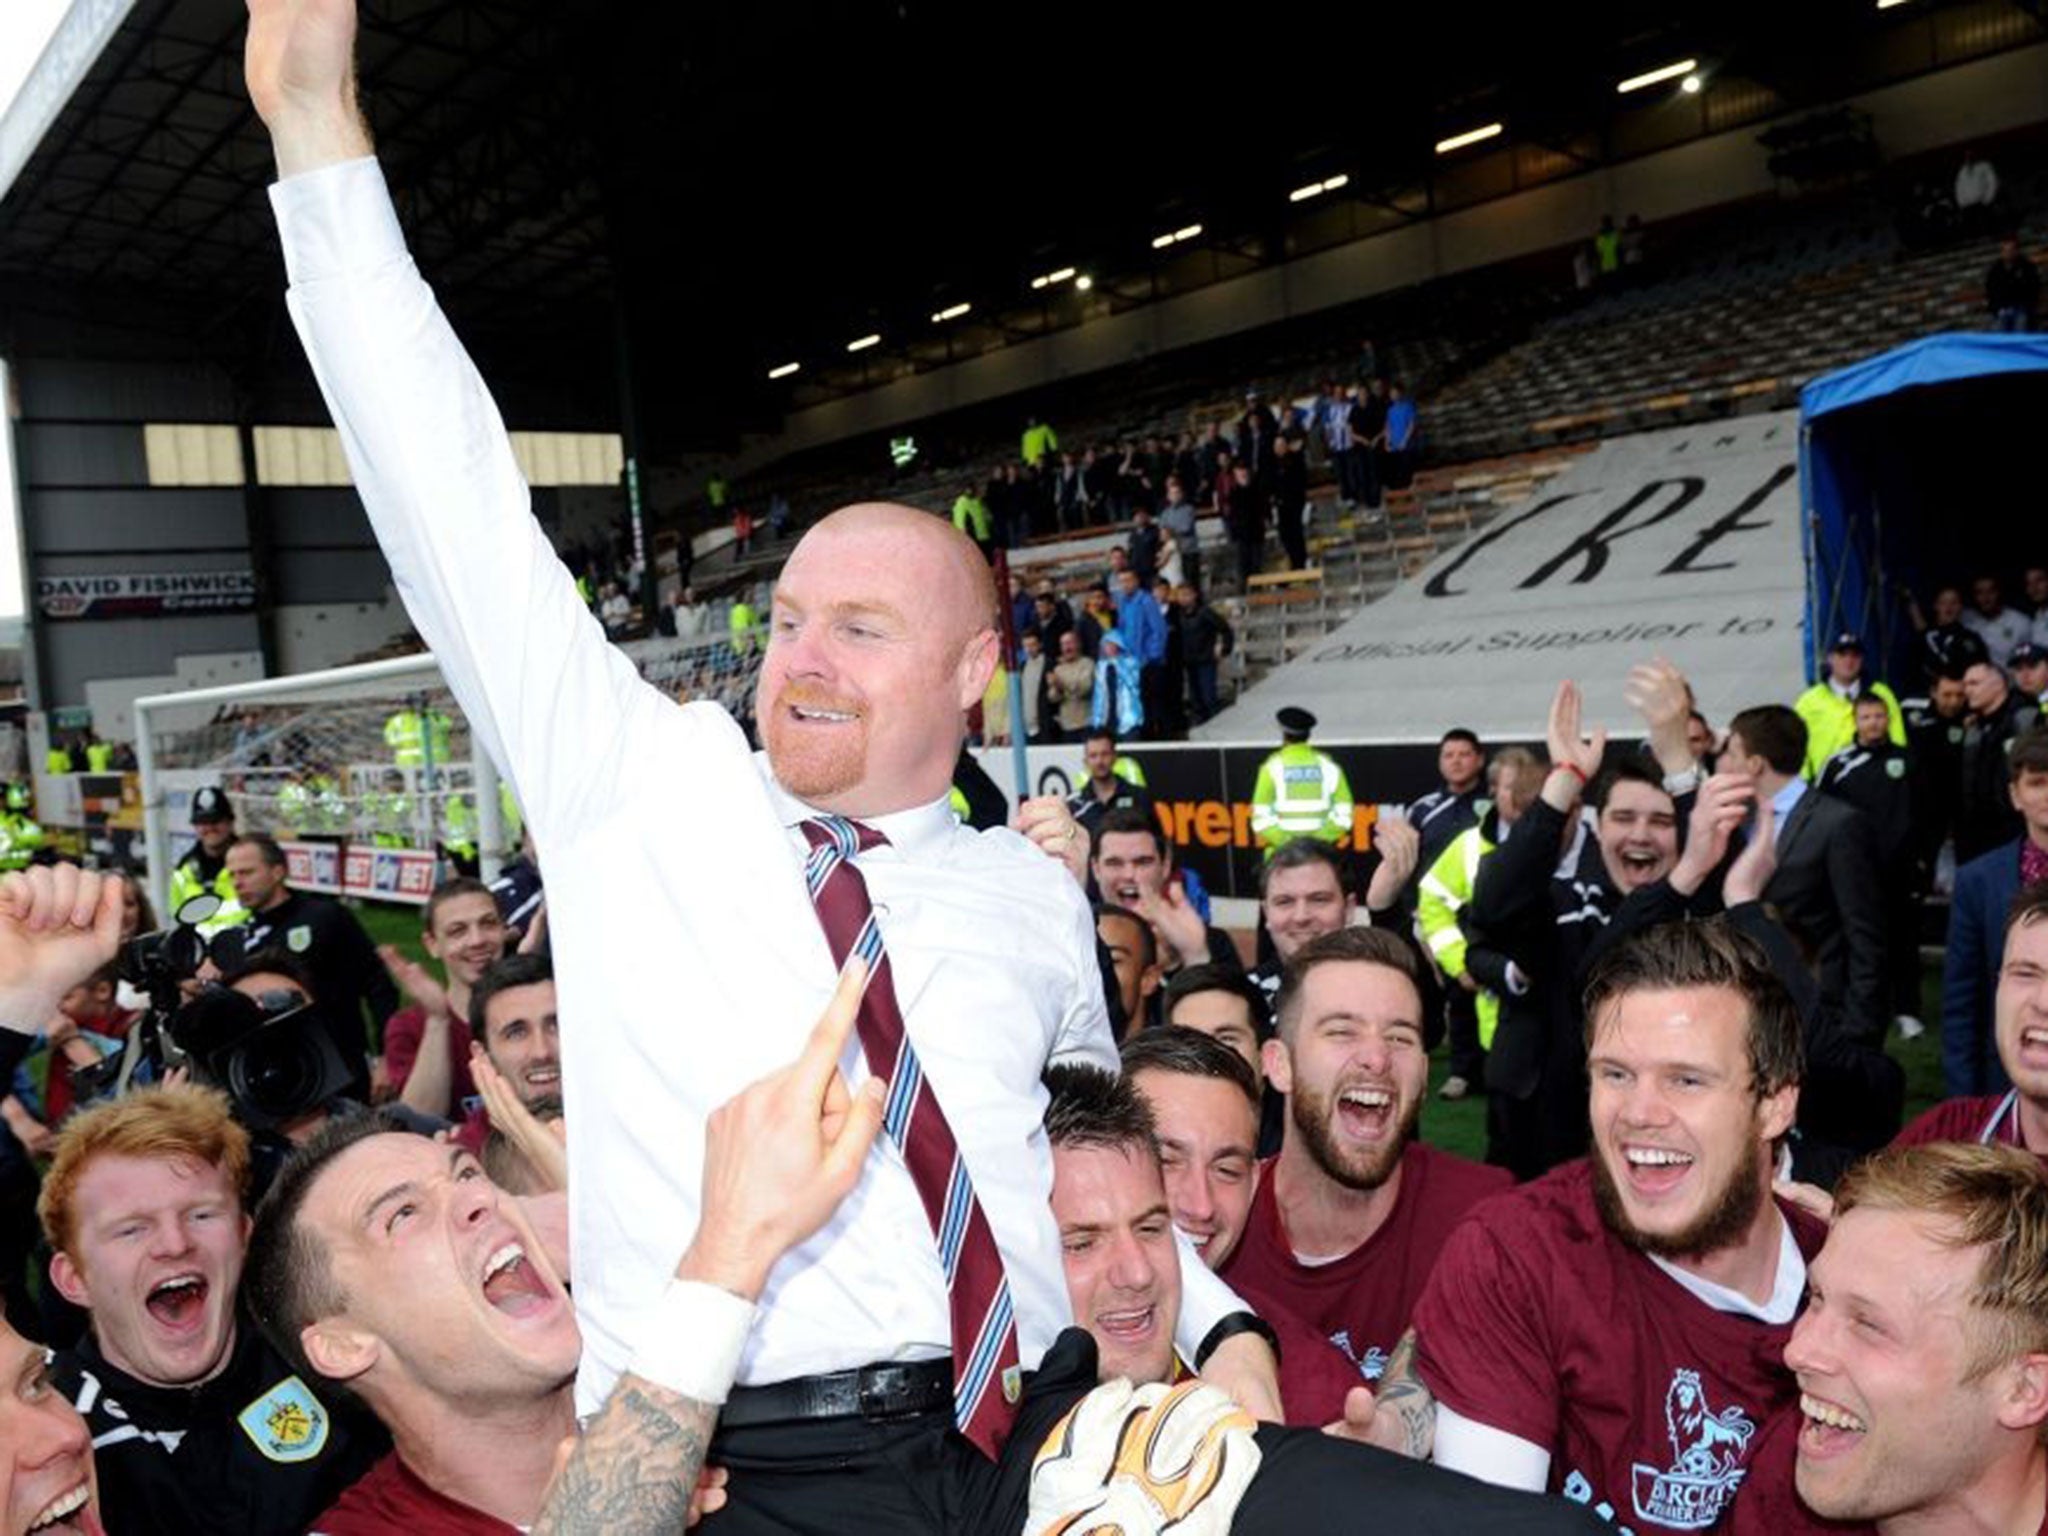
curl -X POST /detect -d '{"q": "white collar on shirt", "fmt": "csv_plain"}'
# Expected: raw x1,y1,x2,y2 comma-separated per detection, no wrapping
1647,1211,1805,1325
755,754,960,863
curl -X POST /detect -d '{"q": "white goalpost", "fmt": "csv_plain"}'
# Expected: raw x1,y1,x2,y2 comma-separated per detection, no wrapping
133,621,769,918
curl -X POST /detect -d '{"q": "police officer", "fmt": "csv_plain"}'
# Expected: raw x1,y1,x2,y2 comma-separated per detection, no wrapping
1416,747,1544,1100
168,787,249,931
1248,707,1353,854
1793,631,1904,779
276,766,347,842
381,703,452,770
1819,693,1919,1031
438,787,480,874
367,768,412,849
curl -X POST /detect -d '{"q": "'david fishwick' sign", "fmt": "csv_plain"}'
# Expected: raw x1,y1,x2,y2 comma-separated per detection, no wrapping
36,569,257,620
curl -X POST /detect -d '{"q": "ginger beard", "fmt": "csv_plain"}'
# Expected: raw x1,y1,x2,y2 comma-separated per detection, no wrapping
753,504,997,813
760,680,873,803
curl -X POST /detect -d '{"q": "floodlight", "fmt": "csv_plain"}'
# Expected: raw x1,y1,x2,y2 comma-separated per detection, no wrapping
1435,123,1503,154
1617,59,1698,94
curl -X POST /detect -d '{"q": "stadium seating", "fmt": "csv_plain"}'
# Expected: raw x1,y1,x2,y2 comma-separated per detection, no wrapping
564,144,2046,726
1431,197,2047,460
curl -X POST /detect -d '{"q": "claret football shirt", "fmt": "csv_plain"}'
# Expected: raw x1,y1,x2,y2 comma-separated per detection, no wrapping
1222,1141,1510,1383
1414,1160,1825,1534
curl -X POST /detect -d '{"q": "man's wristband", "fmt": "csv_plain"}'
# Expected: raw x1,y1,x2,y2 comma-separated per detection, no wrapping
1556,763,1589,786
624,1278,757,1405
1195,1311,1280,1369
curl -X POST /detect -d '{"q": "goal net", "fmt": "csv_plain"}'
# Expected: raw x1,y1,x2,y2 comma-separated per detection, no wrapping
135,621,768,912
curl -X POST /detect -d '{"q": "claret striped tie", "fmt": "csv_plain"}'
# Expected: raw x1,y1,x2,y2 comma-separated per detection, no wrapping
799,815,1022,1456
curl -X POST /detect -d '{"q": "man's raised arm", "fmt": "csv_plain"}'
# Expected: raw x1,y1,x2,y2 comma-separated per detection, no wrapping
245,0,373,176
243,0,706,844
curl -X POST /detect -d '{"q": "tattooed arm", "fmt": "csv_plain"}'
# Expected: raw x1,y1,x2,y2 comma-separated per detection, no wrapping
532,1376,716,1535
1323,1329,1436,1460
1373,1330,1436,1460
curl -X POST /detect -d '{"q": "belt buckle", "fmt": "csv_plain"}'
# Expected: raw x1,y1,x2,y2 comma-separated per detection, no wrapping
856,1364,905,1420
856,1363,936,1422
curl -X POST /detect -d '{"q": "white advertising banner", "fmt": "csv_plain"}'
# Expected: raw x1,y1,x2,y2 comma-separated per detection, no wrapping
1202,413,1806,742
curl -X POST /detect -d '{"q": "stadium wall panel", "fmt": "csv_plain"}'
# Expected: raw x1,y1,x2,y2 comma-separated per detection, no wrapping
15,422,147,487
40,614,262,710
14,360,238,423
27,488,246,554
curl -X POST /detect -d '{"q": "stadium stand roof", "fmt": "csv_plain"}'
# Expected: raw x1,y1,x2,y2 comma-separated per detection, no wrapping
1,0,2044,455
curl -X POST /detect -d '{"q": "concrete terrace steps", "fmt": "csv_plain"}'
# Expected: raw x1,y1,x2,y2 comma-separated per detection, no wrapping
1220,443,1591,693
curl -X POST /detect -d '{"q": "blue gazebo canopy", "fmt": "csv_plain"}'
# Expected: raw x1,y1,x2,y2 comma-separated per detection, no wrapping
1799,331,2048,684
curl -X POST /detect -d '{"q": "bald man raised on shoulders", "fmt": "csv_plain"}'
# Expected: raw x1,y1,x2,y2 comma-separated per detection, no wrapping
242,3,1275,1531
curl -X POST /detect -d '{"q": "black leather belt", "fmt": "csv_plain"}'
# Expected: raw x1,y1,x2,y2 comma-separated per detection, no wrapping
721,1358,954,1428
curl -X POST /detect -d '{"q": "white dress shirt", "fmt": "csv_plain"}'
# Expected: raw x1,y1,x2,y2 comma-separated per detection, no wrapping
269,158,1244,1415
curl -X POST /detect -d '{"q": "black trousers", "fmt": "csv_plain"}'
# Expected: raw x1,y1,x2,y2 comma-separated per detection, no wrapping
1276,499,1308,569
702,1330,1603,1535
699,1330,1097,1535
1235,531,1265,589
1444,986,1487,1084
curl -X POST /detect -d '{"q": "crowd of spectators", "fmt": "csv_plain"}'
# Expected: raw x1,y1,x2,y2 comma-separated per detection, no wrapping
6,550,2048,1529
952,371,1422,570
9,14,2048,1529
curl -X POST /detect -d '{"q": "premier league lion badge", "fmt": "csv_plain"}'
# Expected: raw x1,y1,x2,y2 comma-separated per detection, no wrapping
1630,1368,1755,1529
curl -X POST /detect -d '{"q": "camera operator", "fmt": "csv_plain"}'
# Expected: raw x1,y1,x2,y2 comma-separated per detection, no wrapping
224,834,397,1100
39,1081,387,1534
199,950,444,1199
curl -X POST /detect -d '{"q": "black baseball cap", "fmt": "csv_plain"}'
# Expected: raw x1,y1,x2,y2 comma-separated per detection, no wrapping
1277,707,1318,735
2012,642,2048,668
1829,632,1864,653
190,786,234,824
